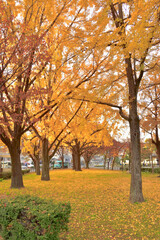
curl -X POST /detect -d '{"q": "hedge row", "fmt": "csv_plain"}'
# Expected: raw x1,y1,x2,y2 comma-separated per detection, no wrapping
0,169,30,180
0,195,71,240
141,167,160,174
120,167,160,174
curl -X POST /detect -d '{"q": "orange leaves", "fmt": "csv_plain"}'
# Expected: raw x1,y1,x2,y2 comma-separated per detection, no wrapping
0,170,160,239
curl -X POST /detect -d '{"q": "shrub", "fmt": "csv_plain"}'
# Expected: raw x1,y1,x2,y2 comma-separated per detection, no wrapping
0,195,71,240
0,172,12,180
120,166,129,171
0,169,30,180
141,167,160,174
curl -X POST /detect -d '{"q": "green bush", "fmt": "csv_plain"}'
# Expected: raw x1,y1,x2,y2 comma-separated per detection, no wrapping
22,169,30,175
0,169,30,180
120,166,129,171
141,167,160,174
0,195,71,240
0,172,12,179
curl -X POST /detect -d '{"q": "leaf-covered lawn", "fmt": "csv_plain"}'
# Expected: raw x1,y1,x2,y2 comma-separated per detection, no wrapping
0,169,160,239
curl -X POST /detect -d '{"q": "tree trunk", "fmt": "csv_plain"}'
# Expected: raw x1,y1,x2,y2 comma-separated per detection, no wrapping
125,55,144,203
0,157,3,173
121,159,124,171
74,140,81,171
72,150,76,170
111,157,115,170
129,115,144,202
104,154,106,170
155,142,160,166
41,138,50,181
61,148,65,169
107,159,110,170
85,159,90,169
35,157,40,175
109,3,144,203
75,151,81,171
9,139,24,188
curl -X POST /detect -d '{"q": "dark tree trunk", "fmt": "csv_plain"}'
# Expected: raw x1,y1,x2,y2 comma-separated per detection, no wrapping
104,154,106,170
75,151,81,171
129,115,144,202
61,147,65,169
41,138,50,181
111,157,115,170
155,142,160,166
107,159,110,170
72,150,76,170
0,158,3,173
74,140,81,171
85,159,90,169
35,157,40,175
9,139,24,188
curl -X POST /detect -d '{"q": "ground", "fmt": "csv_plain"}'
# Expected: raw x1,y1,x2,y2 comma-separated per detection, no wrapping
0,169,160,239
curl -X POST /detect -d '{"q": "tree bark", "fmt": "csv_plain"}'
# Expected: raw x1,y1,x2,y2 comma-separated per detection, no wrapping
72,150,76,170
74,140,82,171
104,153,106,170
111,157,115,170
61,147,65,169
0,157,3,173
156,144,160,165
35,157,41,175
107,159,110,170
41,138,50,181
129,115,144,202
9,139,24,188
85,159,90,169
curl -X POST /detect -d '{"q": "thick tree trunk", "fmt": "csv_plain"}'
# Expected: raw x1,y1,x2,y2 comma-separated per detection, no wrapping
41,138,50,181
75,151,81,171
129,116,144,202
9,139,24,188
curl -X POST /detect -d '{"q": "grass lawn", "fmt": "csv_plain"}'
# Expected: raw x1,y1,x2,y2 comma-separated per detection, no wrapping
0,169,160,239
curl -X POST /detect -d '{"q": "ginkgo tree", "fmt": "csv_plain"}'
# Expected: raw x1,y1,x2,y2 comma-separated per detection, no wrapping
64,100,116,171
0,0,89,188
0,0,111,188
72,0,160,202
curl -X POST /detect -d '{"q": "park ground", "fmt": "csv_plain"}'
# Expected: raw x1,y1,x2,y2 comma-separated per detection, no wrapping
0,169,160,240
